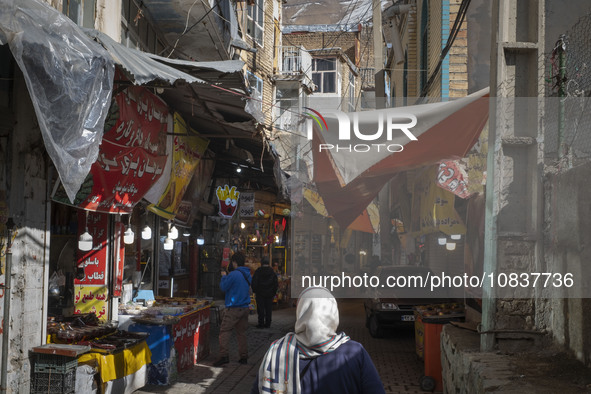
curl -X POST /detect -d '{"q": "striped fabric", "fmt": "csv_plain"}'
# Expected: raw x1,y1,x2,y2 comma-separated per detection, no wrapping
258,331,350,394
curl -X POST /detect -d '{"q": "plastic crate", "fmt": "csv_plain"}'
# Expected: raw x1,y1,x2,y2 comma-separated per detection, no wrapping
34,353,78,374
31,369,76,394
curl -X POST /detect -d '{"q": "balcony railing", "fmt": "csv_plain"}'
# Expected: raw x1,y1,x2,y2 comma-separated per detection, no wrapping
279,46,312,77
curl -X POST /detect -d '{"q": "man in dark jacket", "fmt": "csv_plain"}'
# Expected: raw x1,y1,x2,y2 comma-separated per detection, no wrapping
214,251,252,366
251,256,278,328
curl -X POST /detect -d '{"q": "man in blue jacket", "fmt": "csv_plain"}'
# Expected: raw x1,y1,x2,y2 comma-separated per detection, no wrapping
213,251,252,366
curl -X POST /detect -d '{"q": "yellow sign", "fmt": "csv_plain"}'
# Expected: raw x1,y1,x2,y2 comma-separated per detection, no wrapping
149,112,209,219
74,285,108,321
412,166,466,236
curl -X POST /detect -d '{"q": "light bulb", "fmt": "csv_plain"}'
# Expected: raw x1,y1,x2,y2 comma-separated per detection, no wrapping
240,222,246,229
124,226,135,244
163,237,174,250
79,230,93,251
197,234,205,245
182,228,191,237
169,225,178,240
141,225,152,240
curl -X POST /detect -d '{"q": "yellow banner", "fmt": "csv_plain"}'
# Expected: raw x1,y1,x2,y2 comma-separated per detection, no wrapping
149,112,209,219
412,166,466,236
74,285,108,321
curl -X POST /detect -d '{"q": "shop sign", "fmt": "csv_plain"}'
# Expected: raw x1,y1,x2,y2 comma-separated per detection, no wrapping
411,166,466,236
239,192,255,217
437,161,471,199
216,185,240,218
74,285,108,321
76,210,108,285
52,84,169,213
149,112,209,219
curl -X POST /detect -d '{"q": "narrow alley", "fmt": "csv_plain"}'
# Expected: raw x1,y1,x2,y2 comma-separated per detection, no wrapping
136,300,424,394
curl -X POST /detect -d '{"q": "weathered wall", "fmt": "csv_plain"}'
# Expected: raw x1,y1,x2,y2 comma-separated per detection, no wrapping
0,66,50,393
540,162,591,365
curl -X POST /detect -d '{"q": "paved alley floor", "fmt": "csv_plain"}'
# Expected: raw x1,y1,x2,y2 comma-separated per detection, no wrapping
135,299,426,394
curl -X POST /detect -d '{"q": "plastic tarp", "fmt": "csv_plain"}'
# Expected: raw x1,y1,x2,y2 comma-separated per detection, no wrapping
311,88,490,228
0,0,114,203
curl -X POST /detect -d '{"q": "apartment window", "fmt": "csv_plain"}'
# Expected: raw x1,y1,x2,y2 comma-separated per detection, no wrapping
121,0,165,54
63,0,95,28
247,71,264,111
247,0,264,46
312,58,337,94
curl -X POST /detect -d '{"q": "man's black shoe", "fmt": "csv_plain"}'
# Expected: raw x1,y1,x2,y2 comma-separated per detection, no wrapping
213,357,229,367
256,324,265,329
239,357,248,365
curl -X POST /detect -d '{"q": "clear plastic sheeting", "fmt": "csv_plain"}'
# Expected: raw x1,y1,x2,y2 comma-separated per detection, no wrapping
0,0,114,203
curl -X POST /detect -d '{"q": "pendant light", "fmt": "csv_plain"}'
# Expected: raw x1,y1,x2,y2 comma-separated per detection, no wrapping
124,214,135,244
169,224,179,240
78,210,93,251
196,234,205,245
141,224,152,240
163,236,174,250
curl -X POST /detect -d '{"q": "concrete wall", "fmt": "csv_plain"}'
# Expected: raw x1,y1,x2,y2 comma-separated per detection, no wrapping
540,162,591,365
0,67,50,393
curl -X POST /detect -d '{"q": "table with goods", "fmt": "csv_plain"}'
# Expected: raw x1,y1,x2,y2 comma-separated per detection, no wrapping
119,296,212,385
42,313,151,394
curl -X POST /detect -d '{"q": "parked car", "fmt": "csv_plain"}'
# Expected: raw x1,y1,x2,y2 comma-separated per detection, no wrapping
363,265,449,338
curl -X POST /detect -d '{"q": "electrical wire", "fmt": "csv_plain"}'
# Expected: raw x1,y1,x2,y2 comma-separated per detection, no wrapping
163,0,220,58
417,0,471,100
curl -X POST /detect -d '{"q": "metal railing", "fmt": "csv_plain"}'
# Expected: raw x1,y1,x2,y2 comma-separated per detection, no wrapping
279,46,312,77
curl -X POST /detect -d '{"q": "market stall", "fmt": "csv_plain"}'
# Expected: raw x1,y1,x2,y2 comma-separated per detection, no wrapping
120,297,211,385
45,314,151,393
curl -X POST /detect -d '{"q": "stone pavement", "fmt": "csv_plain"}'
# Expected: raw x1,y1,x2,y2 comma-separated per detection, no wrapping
135,299,428,394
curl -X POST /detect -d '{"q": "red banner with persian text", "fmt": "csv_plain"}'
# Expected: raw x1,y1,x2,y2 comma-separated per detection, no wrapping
54,80,169,213
76,210,108,285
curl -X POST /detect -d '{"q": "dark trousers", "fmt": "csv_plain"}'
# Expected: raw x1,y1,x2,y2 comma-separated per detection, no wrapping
256,295,274,327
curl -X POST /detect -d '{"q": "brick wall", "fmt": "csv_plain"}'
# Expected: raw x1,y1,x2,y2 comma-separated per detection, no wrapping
237,0,281,126
449,0,468,97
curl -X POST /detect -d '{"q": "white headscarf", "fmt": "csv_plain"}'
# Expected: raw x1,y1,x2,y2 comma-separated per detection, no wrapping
258,287,350,394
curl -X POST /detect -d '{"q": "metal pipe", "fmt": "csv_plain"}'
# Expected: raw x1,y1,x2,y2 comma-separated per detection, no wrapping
1,218,15,393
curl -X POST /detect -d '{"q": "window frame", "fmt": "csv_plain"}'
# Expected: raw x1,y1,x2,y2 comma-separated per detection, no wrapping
247,0,265,46
247,71,264,111
311,57,338,94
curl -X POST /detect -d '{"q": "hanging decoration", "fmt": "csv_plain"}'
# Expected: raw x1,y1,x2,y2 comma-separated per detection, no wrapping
216,185,240,218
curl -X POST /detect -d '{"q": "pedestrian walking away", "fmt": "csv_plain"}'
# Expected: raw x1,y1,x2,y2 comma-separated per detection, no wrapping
214,251,251,367
252,256,279,328
251,286,386,394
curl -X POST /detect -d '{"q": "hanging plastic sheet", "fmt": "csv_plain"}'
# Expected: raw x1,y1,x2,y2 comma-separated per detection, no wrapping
0,0,114,203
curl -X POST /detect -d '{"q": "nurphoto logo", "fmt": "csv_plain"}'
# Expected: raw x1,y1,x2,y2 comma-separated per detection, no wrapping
304,108,419,153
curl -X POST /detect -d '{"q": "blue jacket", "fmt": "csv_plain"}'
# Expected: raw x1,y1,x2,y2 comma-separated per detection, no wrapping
220,266,252,308
250,340,385,394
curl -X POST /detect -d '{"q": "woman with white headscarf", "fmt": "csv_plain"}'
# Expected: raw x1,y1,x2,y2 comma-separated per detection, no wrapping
251,287,385,394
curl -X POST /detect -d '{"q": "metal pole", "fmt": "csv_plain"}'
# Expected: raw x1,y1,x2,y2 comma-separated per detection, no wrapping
1,218,15,394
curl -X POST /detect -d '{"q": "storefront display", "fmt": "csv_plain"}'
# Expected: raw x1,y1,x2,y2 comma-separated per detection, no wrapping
44,313,151,393
120,296,212,385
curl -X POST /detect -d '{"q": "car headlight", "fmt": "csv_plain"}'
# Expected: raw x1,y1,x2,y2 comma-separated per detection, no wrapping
380,303,399,310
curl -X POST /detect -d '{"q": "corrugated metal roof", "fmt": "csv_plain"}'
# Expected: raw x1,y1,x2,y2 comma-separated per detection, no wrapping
84,29,206,86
